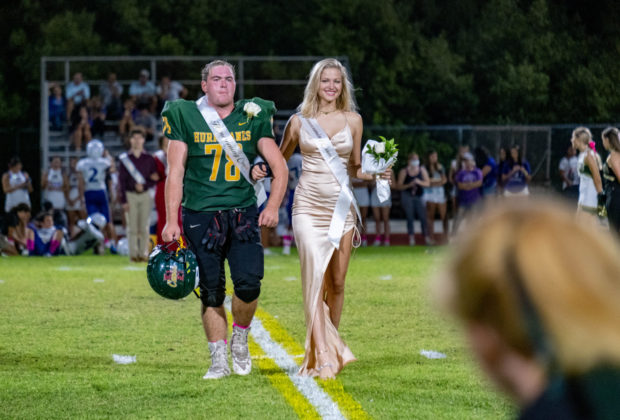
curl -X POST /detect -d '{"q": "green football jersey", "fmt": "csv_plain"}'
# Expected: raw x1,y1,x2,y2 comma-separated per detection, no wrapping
161,97,276,211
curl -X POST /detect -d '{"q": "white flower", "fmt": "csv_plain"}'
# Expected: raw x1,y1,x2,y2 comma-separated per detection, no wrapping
244,102,262,119
374,142,386,154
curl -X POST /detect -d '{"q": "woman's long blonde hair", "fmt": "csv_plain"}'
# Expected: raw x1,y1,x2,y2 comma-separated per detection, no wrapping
436,198,620,375
299,58,357,118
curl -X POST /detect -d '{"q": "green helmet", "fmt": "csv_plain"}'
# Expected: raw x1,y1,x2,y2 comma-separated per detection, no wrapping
146,244,199,300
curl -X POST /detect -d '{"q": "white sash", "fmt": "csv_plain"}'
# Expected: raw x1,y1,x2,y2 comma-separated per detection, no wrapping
196,96,266,207
298,115,361,249
119,152,146,185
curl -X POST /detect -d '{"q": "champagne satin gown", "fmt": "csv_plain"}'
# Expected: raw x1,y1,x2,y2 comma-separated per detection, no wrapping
293,122,357,377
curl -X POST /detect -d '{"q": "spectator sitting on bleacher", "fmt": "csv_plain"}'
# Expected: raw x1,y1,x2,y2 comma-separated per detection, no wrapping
129,69,156,108
89,96,107,138
133,99,158,141
65,72,90,124
156,75,187,113
119,97,137,144
70,104,92,151
99,72,123,121
48,83,66,131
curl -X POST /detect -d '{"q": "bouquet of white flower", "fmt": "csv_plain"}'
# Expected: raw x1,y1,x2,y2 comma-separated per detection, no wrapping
361,136,398,203
243,101,261,122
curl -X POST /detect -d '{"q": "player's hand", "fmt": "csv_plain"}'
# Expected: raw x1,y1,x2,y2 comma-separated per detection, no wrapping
258,206,278,228
135,183,144,193
162,221,181,242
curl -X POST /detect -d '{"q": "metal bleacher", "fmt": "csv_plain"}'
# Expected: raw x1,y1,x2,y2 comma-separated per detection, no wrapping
40,55,349,170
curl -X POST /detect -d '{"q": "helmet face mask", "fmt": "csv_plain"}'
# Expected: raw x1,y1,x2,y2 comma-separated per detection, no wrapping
147,244,199,300
87,139,104,159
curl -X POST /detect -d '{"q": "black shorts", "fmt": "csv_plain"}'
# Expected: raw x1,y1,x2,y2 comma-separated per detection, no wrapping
182,205,264,306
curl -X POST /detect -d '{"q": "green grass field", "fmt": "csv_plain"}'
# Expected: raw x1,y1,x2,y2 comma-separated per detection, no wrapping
0,247,512,419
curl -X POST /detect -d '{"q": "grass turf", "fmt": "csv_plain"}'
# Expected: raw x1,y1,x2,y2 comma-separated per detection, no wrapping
0,247,512,419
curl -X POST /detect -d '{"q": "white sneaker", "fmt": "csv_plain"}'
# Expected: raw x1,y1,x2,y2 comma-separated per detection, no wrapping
409,235,415,246
282,245,291,255
231,325,252,375
203,340,230,379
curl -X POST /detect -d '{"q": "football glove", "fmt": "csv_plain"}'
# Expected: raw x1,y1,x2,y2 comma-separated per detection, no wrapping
202,211,227,251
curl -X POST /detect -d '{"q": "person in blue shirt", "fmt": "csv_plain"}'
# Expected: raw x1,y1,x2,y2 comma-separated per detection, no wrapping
502,145,531,196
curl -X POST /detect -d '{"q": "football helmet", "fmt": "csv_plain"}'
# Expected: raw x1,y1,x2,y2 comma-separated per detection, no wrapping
86,139,104,159
146,242,199,300
87,212,107,230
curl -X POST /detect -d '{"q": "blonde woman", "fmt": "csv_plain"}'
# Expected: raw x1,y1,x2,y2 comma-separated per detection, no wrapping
267,58,389,378
571,127,603,217
436,199,620,418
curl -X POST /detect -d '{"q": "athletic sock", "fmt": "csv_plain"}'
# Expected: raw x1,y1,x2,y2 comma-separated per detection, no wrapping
27,239,34,251
233,322,250,330
282,235,292,247
49,239,60,254
210,339,227,344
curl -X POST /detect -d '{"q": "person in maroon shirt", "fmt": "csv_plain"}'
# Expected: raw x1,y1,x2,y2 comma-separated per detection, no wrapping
117,127,159,261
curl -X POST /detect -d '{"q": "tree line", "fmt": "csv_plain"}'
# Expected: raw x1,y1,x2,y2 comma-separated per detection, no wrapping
2,0,619,129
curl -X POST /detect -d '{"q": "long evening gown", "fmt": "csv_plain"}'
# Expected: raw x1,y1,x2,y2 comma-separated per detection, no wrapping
292,121,357,377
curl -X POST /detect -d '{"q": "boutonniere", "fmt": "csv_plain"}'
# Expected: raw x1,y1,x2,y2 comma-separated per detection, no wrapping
243,102,261,123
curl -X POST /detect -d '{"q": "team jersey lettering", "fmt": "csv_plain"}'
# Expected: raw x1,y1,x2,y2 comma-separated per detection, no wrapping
204,144,241,182
193,130,250,143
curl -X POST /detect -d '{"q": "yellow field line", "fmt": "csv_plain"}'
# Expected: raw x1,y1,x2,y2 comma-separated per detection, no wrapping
226,310,320,419
255,308,372,420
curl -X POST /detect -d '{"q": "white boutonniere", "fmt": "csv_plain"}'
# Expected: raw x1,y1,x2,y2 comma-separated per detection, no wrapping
243,102,261,122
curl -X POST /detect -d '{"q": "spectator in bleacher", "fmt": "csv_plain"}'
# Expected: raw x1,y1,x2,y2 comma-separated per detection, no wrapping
89,96,107,138
66,156,86,236
129,69,156,107
397,152,430,246
502,145,531,197
452,152,483,234
133,98,158,141
65,72,91,124
70,104,92,151
48,83,66,131
156,75,187,112
117,127,159,262
474,146,499,197
41,156,68,221
425,150,447,244
99,72,124,121
558,145,579,201
6,203,31,255
119,97,137,144
2,157,32,213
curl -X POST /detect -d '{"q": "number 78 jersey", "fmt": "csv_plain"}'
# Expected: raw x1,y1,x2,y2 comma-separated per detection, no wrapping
76,157,111,191
161,97,276,212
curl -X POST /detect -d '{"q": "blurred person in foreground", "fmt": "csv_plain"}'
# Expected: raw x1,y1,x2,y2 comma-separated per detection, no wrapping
601,127,620,235
436,198,620,420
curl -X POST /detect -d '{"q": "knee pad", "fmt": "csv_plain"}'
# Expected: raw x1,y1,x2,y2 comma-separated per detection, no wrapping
201,290,226,307
234,286,261,303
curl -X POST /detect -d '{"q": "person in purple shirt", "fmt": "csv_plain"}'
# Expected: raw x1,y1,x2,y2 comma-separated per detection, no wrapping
117,127,159,262
453,152,483,234
502,145,531,196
